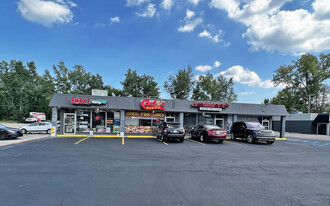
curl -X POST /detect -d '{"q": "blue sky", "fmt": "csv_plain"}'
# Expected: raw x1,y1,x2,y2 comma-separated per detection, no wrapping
0,0,329,103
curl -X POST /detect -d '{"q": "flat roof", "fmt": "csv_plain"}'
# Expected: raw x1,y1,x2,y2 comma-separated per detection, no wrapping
49,93,288,116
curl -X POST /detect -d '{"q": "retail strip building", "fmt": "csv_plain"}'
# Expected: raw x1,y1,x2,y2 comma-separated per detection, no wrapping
49,93,288,138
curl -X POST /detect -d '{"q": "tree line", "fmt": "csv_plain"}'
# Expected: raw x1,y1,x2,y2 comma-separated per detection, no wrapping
0,53,328,121
0,61,237,121
264,53,330,113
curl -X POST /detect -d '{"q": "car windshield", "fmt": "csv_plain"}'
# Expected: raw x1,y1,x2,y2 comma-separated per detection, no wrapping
0,124,7,129
245,122,265,129
205,125,221,130
167,124,182,129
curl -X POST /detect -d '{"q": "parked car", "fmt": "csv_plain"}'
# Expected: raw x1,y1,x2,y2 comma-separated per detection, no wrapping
230,121,275,144
0,124,23,140
189,125,227,143
156,122,185,142
20,122,52,134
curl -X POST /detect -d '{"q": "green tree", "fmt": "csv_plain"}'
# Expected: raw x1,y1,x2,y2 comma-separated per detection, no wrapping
192,73,237,102
121,69,160,98
163,66,194,100
53,62,71,94
270,53,330,113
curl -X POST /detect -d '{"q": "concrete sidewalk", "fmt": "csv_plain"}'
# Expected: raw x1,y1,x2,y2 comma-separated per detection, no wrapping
275,132,330,141
0,134,49,147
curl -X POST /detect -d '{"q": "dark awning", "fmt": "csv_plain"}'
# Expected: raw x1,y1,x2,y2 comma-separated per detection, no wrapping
313,113,330,123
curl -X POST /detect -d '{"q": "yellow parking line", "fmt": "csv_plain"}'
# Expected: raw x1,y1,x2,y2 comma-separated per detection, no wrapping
156,138,168,145
275,138,287,140
93,135,120,138
126,136,154,138
225,140,242,146
226,137,232,139
58,135,87,137
74,137,90,145
186,139,205,146
122,137,124,145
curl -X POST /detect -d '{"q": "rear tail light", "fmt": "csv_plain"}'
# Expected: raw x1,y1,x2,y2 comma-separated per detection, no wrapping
182,129,185,133
207,130,212,134
164,128,167,133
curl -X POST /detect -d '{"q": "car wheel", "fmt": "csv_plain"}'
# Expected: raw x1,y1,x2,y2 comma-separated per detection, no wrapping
247,135,254,144
200,135,205,142
218,139,224,143
266,140,275,144
231,133,236,140
21,129,27,134
179,138,184,143
0,133,8,140
46,129,51,134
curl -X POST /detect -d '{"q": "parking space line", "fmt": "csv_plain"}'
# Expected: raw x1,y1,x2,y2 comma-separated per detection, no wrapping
186,139,205,146
122,137,124,145
225,140,242,146
74,137,90,145
156,138,168,145
126,136,154,138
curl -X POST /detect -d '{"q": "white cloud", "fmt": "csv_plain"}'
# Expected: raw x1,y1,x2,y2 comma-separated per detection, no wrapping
17,0,75,26
136,3,156,18
110,16,120,23
198,29,229,44
185,9,195,20
178,17,203,32
214,61,221,68
126,0,149,6
217,65,284,88
198,30,211,38
161,0,174,10
195,65,213,72
210,0,330,53
189,0,201,6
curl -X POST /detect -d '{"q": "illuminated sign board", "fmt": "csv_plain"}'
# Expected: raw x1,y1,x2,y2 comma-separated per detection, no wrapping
192,101,229,111
70,98,106,105
141,99,165,110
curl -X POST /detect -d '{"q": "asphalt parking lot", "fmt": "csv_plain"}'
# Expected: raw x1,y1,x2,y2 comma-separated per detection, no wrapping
1,137,330,206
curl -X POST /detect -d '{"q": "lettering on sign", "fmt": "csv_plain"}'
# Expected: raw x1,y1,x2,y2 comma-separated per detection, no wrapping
141,99,165,110
139,111,152,117
192,101,229,109
126,111,138,117
71,98,91,105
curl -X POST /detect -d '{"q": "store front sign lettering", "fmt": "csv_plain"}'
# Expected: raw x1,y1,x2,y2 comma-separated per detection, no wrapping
192,101,229,109
141,99,165,110
71,98,91,105
70,98,107,105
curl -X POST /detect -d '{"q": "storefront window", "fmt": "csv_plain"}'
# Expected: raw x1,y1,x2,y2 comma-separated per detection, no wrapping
198,114,214,125
76,109,91,132
92,110,106,133
64,109,75,133
125,111,164,133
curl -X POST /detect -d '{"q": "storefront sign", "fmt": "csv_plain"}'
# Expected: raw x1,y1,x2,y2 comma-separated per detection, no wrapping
91,99,107,105
139,111,152,117
71,98,91,105
126,111,139,117
192,101,229,109
92,89,108,96
153,112,165,118
141,99,165,110
199,107,223,111
70,98,106,105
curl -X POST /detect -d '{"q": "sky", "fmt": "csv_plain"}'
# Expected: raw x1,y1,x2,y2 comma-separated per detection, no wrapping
0,0,329,103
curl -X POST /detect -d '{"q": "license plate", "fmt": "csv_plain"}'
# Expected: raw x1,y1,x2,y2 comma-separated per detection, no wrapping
216,131,220,134
173,130,178,133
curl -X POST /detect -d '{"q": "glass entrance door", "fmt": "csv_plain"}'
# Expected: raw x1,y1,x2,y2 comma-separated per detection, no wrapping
215,119,224,129
64,113,75,133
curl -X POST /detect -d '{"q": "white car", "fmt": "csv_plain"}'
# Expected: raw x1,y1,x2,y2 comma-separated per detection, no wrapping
20,122,52,134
